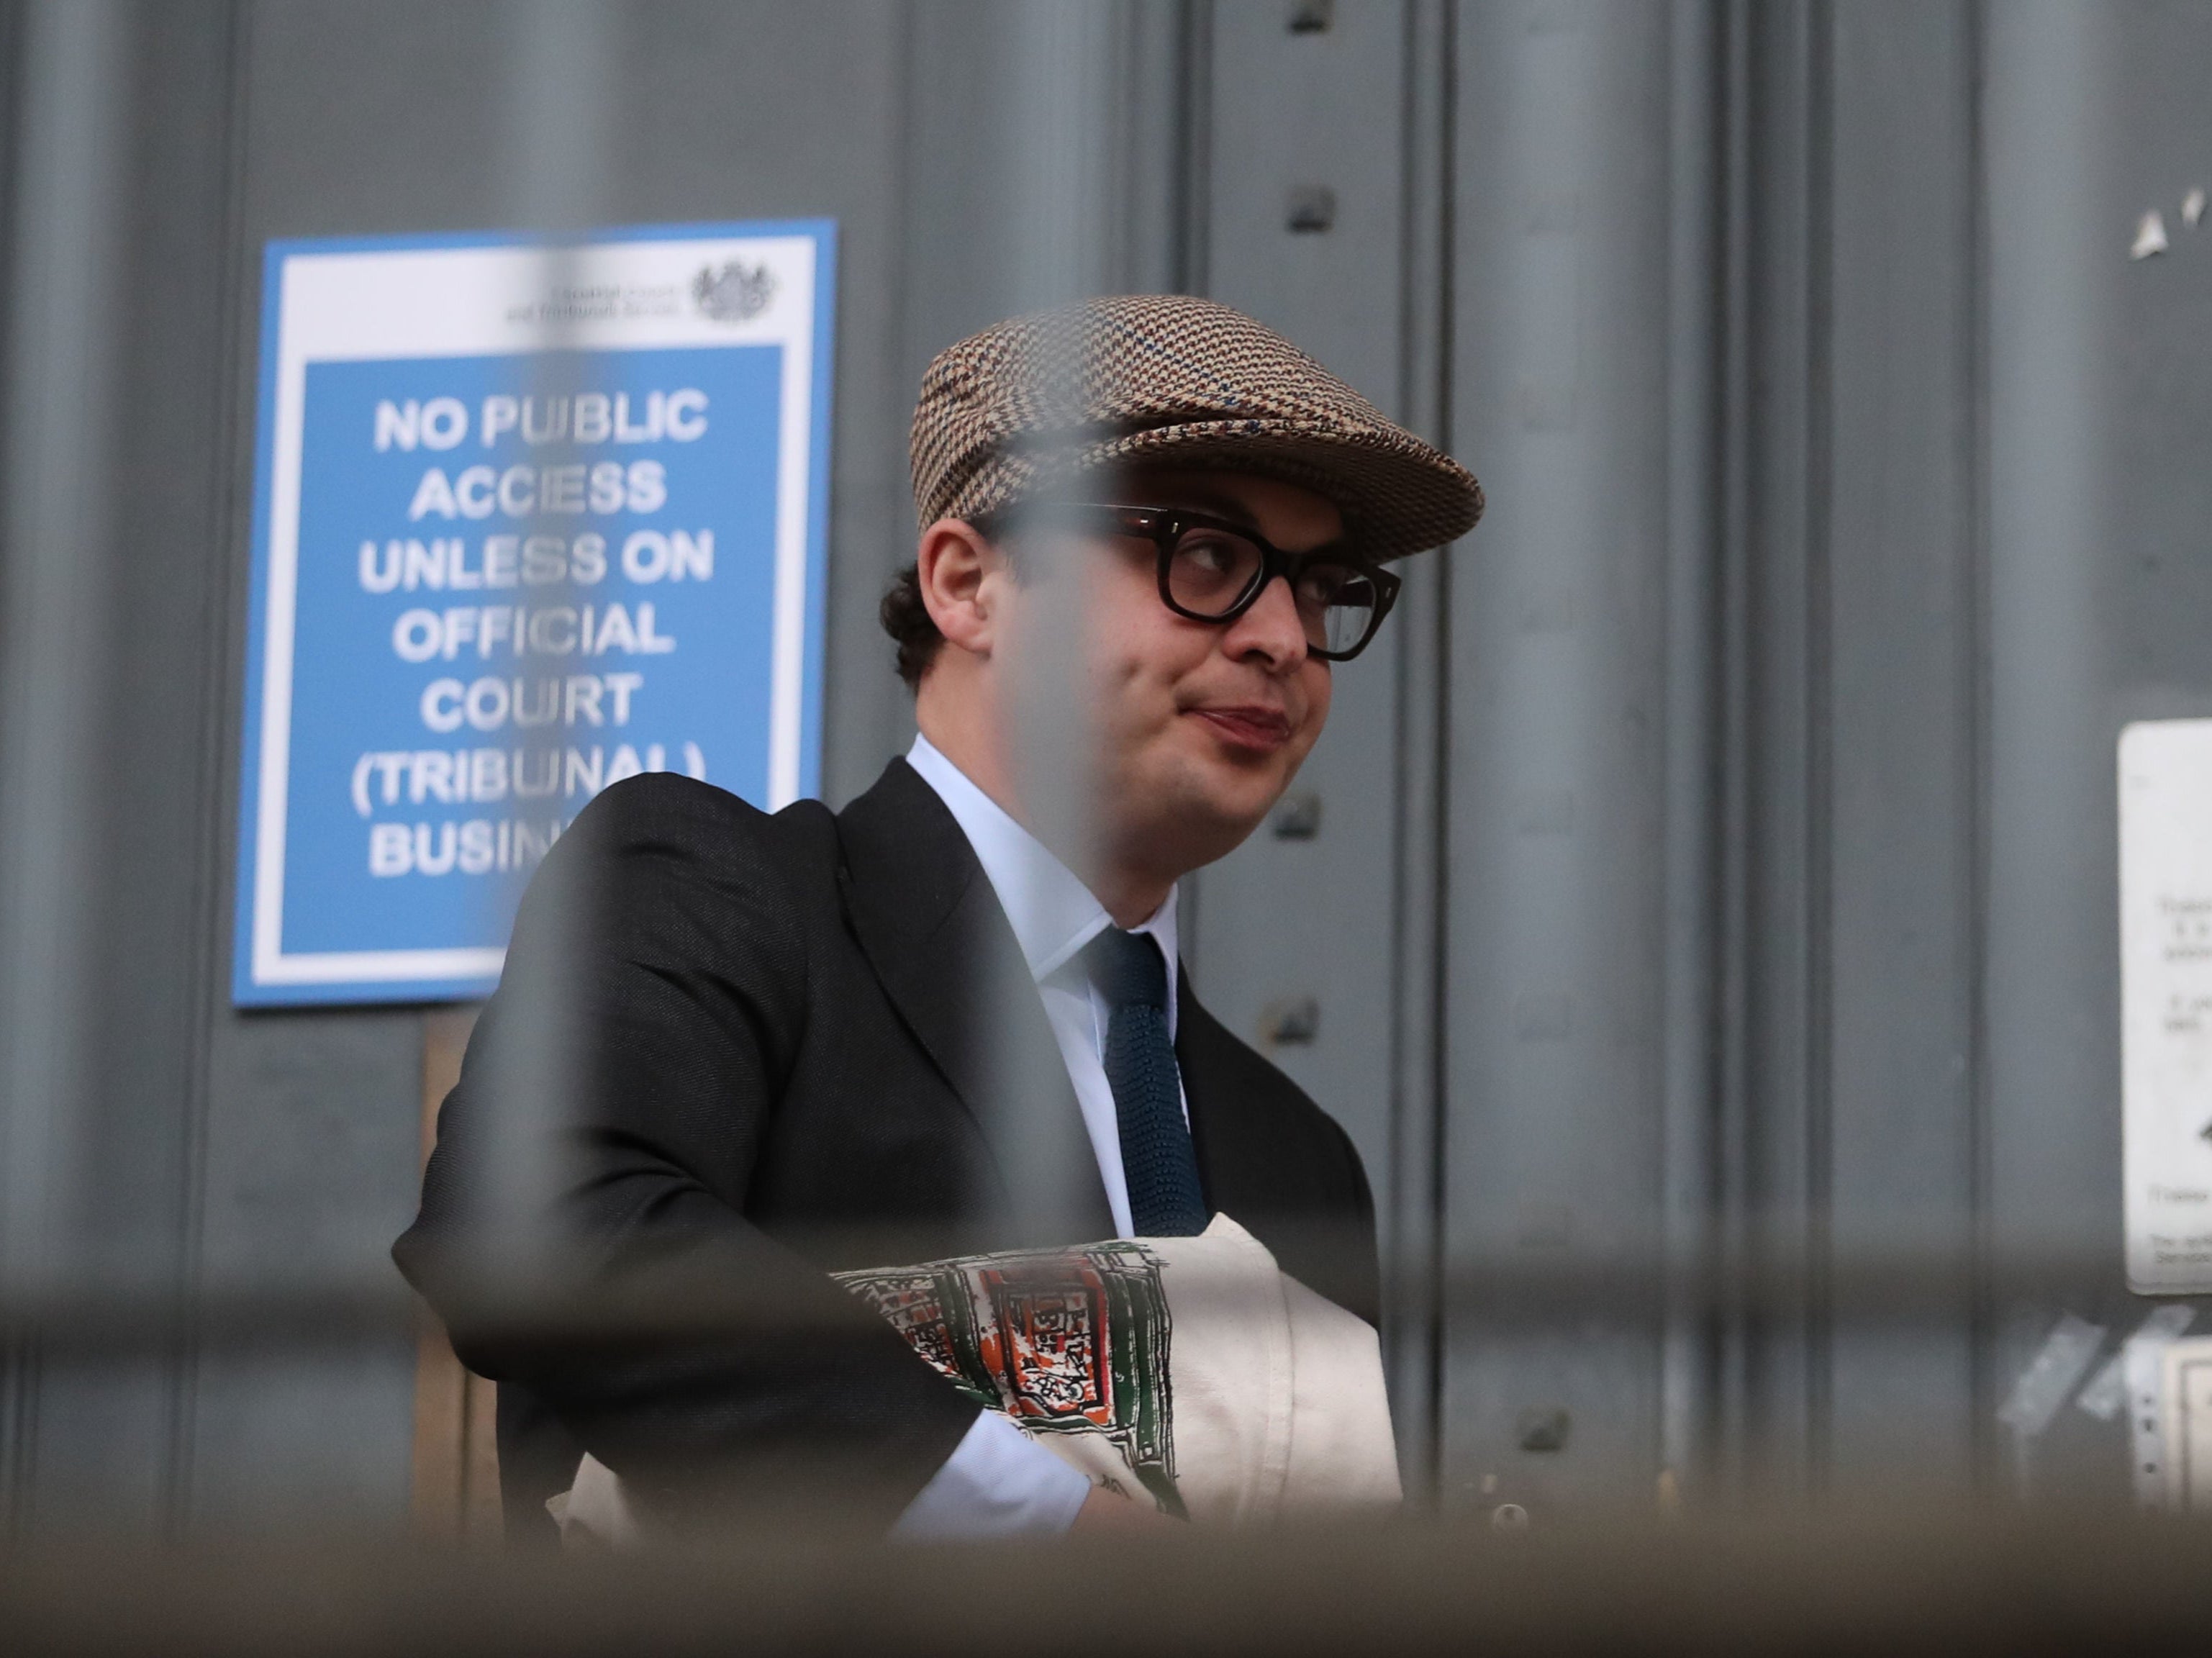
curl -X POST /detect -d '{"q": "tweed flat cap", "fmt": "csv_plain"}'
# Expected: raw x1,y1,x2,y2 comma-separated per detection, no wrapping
910,294,1482,561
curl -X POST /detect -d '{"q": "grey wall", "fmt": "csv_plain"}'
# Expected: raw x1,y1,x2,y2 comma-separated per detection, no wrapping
5,0,2211,1530
0,0,1204,1531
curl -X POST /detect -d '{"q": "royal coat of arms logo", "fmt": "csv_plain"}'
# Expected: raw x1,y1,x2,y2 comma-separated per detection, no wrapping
691,259,776,322
835,1241,1182,1516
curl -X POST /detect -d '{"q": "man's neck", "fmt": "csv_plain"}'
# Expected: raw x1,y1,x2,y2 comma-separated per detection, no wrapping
912,714,1170,928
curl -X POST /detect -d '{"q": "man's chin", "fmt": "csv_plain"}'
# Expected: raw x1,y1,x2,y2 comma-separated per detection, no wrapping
1118,765,1286,865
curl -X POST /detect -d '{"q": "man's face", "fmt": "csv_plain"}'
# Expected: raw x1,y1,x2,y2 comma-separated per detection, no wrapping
996,468,1343,887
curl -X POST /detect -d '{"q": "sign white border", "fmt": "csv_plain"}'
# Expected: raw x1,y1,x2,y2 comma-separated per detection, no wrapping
233,223,835,1005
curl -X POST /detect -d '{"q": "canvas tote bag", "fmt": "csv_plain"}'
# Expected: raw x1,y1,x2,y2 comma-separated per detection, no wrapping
551,1214,1399,1544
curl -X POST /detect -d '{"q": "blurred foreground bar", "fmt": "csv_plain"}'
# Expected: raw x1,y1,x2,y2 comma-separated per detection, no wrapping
10,1513,2212,1656
0,1236,2139,1350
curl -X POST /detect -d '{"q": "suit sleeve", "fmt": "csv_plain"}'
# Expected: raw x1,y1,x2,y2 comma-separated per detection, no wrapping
391,775,976,1527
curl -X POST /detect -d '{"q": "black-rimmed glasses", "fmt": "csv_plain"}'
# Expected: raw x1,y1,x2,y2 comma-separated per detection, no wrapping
981,502,1402,661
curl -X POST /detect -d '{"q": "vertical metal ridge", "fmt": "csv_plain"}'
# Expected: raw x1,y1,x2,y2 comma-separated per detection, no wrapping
1961,0,1997,1499
0,0,132,1527
1801,0,1837,1499
1177,0,1213,299
1168,0,1207,296
1659,0,1726,1503
1713,0,1756,1501
1739,0,1780,1492
1423,0,1457,1510
1384,0,1428,1503
0,0,24,1532
164,0,257,1538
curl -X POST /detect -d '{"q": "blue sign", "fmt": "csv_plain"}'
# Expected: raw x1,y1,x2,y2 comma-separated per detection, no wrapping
235,222,835,1005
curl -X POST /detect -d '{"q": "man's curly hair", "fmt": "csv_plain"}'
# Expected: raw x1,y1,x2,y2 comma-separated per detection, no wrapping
878,563,941,690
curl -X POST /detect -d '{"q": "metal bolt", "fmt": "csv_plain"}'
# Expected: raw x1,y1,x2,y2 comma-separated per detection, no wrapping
1262,995,1320,1046
1516,1406,1571,1453
1286,186,1336,234
1272,791,1321,839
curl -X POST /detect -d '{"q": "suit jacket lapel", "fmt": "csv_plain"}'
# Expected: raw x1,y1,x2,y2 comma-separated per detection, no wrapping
835,758,1115,1246
1176,974,1267,1223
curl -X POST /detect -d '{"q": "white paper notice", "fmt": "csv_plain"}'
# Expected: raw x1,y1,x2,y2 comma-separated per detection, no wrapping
2120,720,2212,1292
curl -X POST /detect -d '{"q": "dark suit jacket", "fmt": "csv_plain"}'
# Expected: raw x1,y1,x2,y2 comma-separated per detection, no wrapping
394,758,1377,1539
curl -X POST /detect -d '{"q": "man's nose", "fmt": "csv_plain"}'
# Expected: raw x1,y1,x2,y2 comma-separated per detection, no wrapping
1219,573,1309,671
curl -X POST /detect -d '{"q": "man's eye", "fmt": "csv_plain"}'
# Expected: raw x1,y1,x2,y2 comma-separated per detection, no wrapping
1179,535,1241,575
1297,564,1356,604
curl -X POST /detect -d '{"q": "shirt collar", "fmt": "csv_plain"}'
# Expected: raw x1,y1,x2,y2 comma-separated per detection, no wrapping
905,735,1180,1005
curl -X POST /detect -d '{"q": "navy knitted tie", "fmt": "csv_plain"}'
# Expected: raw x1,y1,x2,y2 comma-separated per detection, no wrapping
1083,928,1208,1237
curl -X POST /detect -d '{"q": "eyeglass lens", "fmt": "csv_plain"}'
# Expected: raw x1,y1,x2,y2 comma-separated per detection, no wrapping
1163,523,1382,654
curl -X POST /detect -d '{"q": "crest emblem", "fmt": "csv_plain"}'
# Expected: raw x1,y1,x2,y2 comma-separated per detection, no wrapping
691,259,776,322
835,1240,1183,1516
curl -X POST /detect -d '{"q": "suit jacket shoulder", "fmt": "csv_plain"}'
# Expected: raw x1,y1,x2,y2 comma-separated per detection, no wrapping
561,768,842,909
497,770,846,1120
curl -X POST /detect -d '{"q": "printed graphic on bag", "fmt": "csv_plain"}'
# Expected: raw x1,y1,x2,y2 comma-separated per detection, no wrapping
835,1242,1180,1512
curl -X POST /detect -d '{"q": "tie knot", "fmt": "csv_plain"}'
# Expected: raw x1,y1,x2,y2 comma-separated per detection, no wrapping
1082,927,1168,1013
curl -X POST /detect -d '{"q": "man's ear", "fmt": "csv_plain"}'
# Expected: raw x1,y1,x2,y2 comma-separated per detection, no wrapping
915,517,1008,659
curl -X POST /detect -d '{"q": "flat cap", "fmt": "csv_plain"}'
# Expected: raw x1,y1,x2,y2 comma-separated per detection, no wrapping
910,294,1482,561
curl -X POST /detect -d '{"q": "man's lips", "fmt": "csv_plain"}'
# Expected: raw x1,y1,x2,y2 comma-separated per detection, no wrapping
1189,705,1294,751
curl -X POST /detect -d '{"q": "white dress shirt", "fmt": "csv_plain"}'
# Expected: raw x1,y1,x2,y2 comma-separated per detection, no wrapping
891,733,1188,1539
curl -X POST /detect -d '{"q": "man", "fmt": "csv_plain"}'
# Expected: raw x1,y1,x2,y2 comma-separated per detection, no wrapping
394,294,1482,1540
